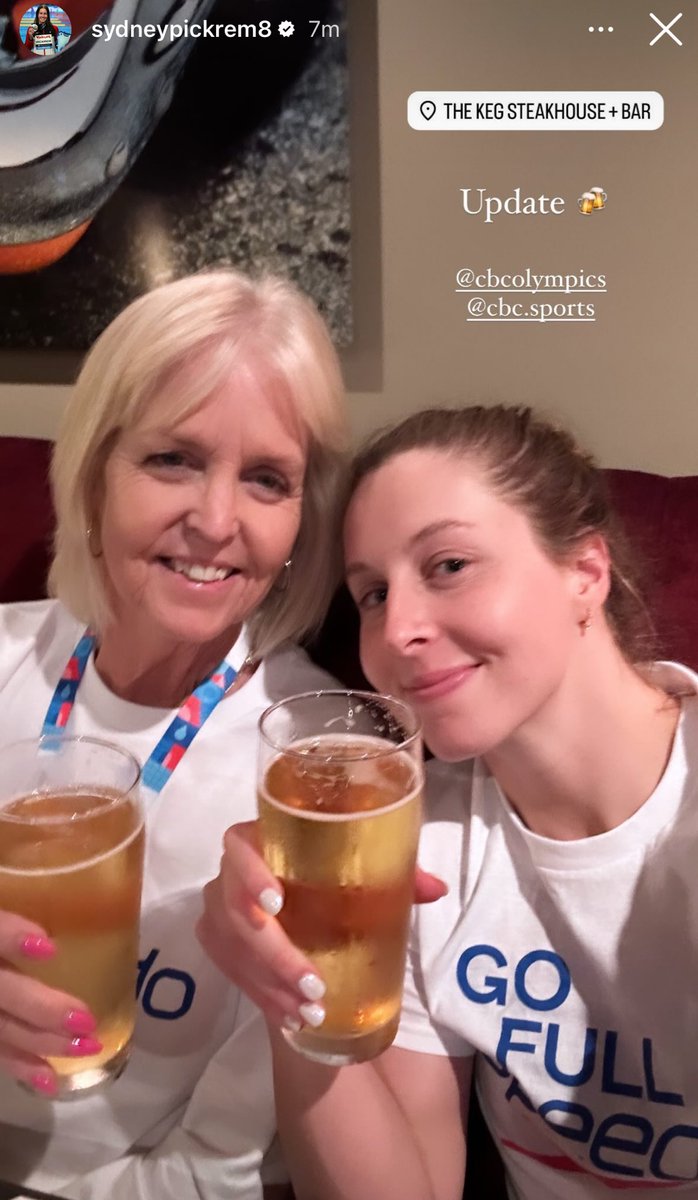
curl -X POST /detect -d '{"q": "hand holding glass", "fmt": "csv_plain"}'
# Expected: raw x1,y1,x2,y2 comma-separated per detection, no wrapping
258,690,423,1065
0,736,144,1097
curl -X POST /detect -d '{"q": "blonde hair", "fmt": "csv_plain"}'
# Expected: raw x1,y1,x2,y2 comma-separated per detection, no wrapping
50,270,348,656
348,405,657,663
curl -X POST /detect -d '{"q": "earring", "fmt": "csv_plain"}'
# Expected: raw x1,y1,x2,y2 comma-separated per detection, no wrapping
276,559,292,592
86,526,103,559
579,611,592,636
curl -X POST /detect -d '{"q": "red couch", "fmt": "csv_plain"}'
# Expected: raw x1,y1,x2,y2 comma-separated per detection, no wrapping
2,437,696,672
1,435,697,1200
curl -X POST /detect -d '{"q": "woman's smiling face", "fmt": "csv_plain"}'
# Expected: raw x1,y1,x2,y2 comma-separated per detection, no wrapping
97,358,307,651
344,448,587,761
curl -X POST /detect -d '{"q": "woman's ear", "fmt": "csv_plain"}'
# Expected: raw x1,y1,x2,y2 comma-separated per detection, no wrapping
567,533,611,612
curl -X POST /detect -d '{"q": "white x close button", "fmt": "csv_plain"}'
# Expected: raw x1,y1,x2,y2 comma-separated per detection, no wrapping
649,12,683,45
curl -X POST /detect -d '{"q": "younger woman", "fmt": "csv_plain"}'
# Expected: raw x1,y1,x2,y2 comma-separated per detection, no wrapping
198,405,698,1200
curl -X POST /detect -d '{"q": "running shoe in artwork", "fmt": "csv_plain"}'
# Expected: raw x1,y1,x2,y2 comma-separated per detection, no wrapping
0,0,220,270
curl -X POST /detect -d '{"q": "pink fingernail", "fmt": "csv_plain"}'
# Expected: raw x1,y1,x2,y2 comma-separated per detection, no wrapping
21,934,56,960
64,1010,98,1036
68,1036,103,1057
30,1071,58,1097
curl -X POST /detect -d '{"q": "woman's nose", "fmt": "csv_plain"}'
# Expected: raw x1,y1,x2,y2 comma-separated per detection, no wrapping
188,474,241,543
382,584,432,653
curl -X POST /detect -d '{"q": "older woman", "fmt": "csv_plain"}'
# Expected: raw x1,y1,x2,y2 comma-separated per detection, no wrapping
0,270,346,1200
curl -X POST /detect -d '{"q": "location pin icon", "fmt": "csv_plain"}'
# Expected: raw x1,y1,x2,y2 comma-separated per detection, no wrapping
420,100,436,121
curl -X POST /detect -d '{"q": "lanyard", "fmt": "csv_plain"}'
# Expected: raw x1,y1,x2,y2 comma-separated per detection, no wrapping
42,632,239,794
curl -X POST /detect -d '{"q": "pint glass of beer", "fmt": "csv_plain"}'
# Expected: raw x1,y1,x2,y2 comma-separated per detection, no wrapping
0,736,144,1097
258,691,423,1065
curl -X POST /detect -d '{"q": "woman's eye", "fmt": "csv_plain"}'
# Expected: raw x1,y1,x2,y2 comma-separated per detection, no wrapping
433,557,470,577
357,585,388,612
249,470,290,495
145,450,189,470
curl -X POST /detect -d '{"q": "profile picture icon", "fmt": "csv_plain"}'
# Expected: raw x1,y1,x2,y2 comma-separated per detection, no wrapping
20,4,71,56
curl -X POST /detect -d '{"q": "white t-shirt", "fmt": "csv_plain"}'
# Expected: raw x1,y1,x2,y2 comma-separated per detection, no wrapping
395,662,698,1200
0,599,335,1200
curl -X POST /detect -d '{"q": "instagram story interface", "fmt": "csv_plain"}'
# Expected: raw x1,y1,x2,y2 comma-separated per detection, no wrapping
0,0,695,471
393,3,695,471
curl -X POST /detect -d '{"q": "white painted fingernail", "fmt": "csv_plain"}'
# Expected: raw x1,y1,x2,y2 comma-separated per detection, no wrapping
258,887,283,916
283,1014,302,1034
299,1002,325,1028
298,973,326,1002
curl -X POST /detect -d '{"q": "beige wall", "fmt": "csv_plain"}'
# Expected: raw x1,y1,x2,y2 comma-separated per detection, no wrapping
2,1,696,473
346,0,697,471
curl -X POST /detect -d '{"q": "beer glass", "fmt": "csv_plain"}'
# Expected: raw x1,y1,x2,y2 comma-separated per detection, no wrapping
0,736,144,1097
258,690,423,1065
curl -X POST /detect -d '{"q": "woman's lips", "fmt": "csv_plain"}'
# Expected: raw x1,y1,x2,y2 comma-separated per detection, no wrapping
403,664,481,701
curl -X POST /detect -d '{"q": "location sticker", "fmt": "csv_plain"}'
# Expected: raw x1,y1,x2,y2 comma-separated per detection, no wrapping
408,91,663,130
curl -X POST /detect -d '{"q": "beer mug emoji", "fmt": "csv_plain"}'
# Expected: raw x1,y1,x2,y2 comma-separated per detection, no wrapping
591,187,607,209
578,192,595,215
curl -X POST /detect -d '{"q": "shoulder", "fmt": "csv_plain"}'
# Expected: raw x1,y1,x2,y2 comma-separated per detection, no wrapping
0,598,80,644
660,662,698,752
0,599,83,691
257,642,340,704
645,660,698,696
644,661,698,737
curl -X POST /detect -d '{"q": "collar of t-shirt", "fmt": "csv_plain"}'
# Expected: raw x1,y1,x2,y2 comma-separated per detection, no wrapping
78,625,252,735
481,660,698,872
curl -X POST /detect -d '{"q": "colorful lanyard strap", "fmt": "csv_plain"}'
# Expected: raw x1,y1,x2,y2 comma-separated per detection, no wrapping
42,631,239,794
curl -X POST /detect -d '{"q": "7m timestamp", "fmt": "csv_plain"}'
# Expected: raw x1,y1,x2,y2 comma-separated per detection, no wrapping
309,19,340,37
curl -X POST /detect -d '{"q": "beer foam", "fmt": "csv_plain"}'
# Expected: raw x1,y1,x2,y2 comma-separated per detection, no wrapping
260,784,421,823
0,789,144,876
3,785,126,824
261,735,422,823
0,820,143,876
291,732,409,761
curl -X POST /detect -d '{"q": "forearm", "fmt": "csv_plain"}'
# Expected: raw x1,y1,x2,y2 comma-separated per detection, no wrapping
54,1000,277,1200
49,1132,265,1200
270,1030,437,1200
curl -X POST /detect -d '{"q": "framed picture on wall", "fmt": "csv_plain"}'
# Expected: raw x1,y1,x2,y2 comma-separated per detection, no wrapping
0,0,365,382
